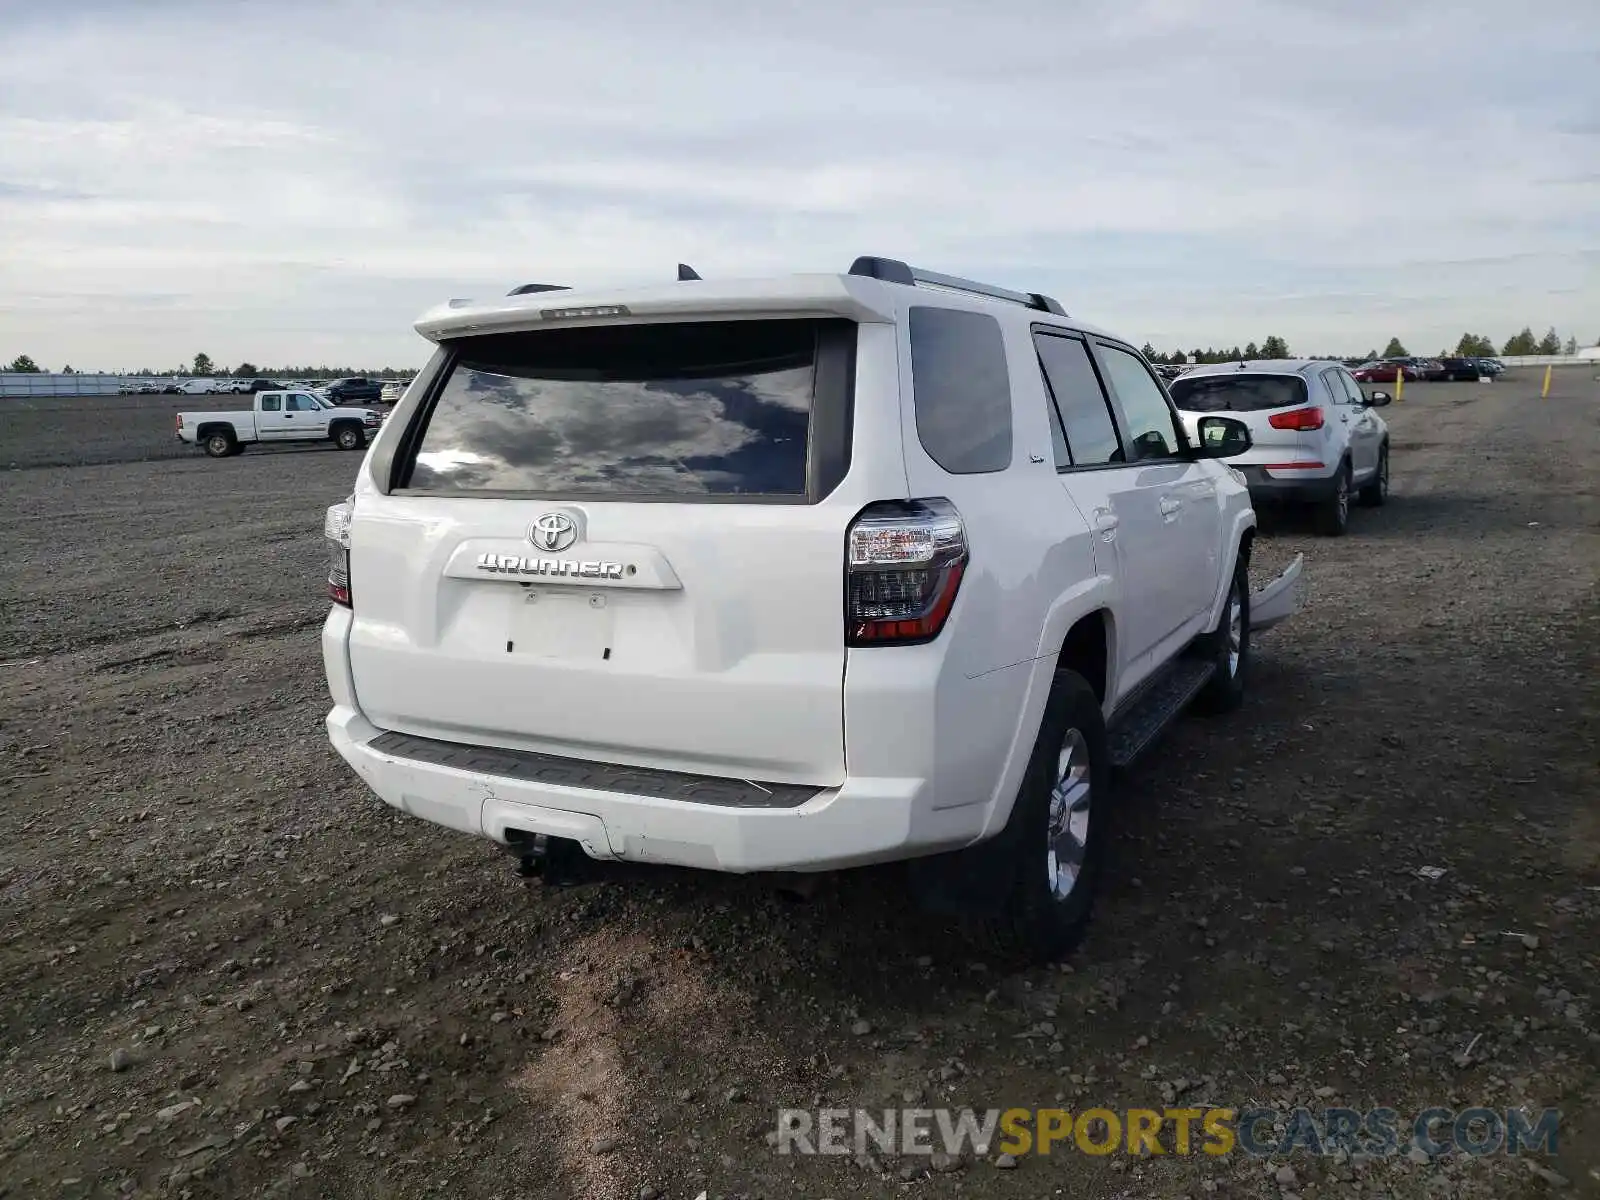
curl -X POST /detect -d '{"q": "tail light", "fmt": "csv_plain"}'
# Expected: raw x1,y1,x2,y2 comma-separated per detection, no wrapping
324,499,353,607
846,499,967,646
176,414,184,431
1267,406,1325,431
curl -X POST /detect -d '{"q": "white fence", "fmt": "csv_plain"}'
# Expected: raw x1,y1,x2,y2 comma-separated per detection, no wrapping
0,373,173,398
1496,355,1599,368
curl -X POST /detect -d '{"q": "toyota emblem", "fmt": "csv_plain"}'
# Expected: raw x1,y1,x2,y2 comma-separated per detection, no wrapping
529,512,578,553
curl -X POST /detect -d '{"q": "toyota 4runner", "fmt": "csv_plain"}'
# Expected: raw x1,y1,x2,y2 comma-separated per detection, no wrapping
321,257,1303,960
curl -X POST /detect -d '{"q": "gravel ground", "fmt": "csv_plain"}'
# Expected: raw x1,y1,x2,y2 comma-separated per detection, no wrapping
1,371,1596,1200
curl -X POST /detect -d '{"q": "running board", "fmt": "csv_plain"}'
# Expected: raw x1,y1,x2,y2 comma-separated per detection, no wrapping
1107,658,1216,768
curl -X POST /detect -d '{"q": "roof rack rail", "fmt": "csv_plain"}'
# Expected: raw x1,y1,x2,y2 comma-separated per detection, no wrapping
847,256,1066,316
507,283,570,296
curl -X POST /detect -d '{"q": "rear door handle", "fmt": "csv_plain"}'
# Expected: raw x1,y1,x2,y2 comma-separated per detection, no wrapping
1159,497,1182,516
1092,508,1120,535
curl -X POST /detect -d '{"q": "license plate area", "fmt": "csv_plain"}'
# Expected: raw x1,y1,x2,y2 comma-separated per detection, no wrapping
509,587,615,660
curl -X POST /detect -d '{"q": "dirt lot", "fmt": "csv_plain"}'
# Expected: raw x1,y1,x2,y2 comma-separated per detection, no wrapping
2,370,1597,1200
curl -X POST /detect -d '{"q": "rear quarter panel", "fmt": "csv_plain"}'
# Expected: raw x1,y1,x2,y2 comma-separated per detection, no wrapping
881,301,1107,836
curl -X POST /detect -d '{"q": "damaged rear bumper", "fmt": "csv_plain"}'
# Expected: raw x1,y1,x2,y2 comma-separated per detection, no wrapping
1250,553,1304,632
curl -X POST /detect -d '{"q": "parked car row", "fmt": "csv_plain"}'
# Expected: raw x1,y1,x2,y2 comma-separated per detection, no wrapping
1350,356,1505,383
1155,355,1506,386
122,378,265,396
116,375,411,401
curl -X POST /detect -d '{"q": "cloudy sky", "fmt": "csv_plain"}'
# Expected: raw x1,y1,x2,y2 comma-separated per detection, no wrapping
2,0,1596,371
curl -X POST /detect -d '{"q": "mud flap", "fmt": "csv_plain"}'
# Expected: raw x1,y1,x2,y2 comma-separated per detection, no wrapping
1250,553,1304,632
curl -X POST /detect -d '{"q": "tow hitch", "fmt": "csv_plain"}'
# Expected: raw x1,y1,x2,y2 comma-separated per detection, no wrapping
506,831,593,887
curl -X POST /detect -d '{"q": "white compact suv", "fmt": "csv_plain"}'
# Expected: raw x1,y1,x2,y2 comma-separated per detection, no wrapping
321,258,1303,960
1168,360,1392,536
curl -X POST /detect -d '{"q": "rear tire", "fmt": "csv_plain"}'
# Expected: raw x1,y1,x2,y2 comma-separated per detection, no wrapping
203,433,234,458
1314,462,1351,536
982,670,1111,965
1195,556,1250,715
1359,444,1389,507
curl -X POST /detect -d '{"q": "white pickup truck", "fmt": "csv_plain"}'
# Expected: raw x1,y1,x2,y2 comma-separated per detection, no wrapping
177,389,383,457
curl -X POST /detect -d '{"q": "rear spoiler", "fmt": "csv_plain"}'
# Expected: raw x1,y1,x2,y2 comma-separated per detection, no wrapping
421,255,1075,343
416,276,901,342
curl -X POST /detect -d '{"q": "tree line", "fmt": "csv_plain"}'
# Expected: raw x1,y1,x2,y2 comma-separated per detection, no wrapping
1375,328,1581,360
1139,336,1295,365
1123,324,1591,367
9,327,1594,378
3,352,415,378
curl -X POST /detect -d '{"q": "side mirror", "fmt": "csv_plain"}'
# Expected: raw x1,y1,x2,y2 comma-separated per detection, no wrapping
1195,415,1253,458
1366,391,1392,407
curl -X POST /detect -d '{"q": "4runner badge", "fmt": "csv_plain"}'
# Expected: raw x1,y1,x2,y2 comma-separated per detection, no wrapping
529,512,578,552
476,553,625,580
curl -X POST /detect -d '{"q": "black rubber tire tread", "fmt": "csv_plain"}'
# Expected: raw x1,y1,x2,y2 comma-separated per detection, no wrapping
1359,443,1389,507
1195,555,1250,715
1315,461,1351,536
982,670,1112,965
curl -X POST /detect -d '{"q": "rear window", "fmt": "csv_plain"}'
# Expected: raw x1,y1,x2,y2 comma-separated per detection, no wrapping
1168,373,1309,413
397,319,834,496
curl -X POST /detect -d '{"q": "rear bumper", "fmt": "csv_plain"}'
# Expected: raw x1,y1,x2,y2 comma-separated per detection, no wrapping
1238,465,1340,504
326,704,969,872
322,604,977,873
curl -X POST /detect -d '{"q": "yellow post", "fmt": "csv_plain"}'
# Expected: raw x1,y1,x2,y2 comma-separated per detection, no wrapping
1542,364,1552,398
1394,368,1404,402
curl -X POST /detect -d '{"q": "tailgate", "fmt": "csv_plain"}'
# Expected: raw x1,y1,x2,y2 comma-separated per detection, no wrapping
345,315,873,787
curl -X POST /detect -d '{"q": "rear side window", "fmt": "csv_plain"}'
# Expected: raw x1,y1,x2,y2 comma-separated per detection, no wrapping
1034,332,1122,467
1169,373,1310,413
908,307,1012,474
260,395,281,412
396,319,848,497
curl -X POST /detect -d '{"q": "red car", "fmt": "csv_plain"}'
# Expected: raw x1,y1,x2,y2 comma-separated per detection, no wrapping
1352,361,1422,383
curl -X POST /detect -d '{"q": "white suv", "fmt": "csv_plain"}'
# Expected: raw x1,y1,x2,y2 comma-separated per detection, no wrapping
321,258,1302,960
1168,360,1392,536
